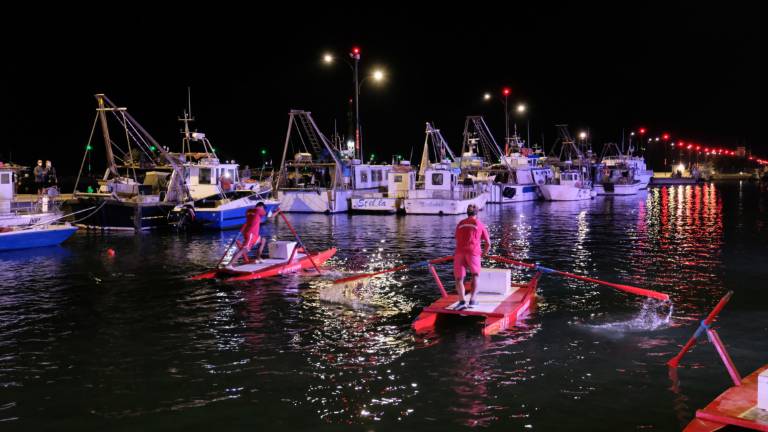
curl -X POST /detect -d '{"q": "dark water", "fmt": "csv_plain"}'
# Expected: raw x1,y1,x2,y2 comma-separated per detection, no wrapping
2,183,767,430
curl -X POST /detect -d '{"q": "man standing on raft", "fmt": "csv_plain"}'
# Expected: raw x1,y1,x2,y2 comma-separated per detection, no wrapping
454,204,490,310
226,202,268,268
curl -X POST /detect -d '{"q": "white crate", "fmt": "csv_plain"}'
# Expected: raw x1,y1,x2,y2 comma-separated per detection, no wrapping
474,268,511,297
268,241,297,259
759,369,768,410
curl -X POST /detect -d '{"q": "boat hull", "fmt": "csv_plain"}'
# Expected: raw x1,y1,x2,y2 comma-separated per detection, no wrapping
187,202,280,229
488,184,540,203
539,184,594,201
191,247,337,281
0,225,78,251
404,192,489,215
594,182,642,196
413,272,541,335
67,197,174,231
0,211,60,228
350,196,400,213
276,190,351,213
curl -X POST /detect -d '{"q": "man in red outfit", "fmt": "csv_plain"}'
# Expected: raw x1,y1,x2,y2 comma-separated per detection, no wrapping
227,202,268,267
453,204,490,310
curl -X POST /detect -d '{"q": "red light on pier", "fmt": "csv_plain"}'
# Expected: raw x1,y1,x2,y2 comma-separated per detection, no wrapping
677,143,684,148
638,128,647,135
351,46,361,55
662,133,670,140
696,146,701,151
687,145,692,149
502,87,511,97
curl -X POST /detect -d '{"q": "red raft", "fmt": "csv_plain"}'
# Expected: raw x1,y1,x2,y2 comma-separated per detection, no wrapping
191,247,337,281
412,267,542,336
684,365,768,432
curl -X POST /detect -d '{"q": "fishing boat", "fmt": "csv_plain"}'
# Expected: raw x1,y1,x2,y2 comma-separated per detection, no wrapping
0,223,78,251
402,122,489,215
166,108,280,230
350,160,415,213
459,117,552,203
593,143,643,196
67,94,189,231
0,165,62,227
539,125,596,201
413,267,542,335
667,292,768,432
275,110,390,213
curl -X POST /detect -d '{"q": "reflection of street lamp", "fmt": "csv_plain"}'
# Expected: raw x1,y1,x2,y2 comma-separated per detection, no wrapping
579,131,587,140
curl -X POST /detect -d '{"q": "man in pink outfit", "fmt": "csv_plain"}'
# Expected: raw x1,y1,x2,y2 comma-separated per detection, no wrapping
453,204,490,310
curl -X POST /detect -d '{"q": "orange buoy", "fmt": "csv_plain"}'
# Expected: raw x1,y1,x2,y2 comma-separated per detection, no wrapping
107,248,116,257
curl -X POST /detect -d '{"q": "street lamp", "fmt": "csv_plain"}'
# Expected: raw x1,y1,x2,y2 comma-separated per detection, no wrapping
516,103,530,148
322,46,386,162
483,93,492,101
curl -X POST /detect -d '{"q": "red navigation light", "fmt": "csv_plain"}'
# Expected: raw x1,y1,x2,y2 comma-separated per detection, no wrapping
696,146,701,151
638,128,647,135
351,46,361,55
749,156,754,160
502,87,511,97
662,133,670,140
687,145,692,149
730,151,735,155
677,143,684,148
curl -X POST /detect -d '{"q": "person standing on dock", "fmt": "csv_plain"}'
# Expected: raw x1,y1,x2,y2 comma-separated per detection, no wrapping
226,203,268,268
454,204,490,310
33,160,45,194
44,160,57,189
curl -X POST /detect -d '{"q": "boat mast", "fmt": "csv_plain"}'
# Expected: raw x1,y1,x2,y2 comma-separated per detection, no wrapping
96,94,119,178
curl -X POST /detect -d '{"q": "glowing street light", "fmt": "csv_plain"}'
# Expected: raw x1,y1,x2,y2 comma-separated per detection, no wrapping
579,131,587,140
322,53,334,64
483,92,492,101
516,103,526,114
372,69,385,82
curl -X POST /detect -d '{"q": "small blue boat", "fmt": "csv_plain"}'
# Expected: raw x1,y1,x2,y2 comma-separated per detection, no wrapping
0,224,78,251
169,191,280,230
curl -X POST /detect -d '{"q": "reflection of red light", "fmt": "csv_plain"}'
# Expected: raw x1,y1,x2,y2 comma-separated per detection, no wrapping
749,156,754,160
502,87,511,97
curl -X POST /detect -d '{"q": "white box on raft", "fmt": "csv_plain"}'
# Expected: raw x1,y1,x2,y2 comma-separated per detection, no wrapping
268,241,297,259
474,268,512,297
759,369,768,410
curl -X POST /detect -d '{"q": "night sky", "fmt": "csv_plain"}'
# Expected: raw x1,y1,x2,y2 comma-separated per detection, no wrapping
2,5,764,176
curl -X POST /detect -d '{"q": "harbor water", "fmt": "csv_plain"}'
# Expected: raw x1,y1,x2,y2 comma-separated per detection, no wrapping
1,182,767,430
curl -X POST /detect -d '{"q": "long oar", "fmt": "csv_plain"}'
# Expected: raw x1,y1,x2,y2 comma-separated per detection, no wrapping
276,210,322,274
488,255,670,301
332,255,454,287
667,291,733,368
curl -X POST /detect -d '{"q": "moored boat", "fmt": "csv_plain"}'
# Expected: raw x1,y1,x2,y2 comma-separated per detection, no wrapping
0,223,78,251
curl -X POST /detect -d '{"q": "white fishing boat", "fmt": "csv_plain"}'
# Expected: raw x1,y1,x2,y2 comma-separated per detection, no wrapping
404,162,488,214
402,123,489,215
538,126,595,201
351,161,415,213
275,110,390,213
0,166,61,228
593,143,643,196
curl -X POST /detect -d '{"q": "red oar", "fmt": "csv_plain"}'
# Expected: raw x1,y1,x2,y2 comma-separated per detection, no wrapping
667,291,733,368
332,255,454,287
488,255,670,301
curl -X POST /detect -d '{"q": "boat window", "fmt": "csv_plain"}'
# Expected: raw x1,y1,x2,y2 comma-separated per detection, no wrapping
394,175,402,183
1,173,9,184
199,168,211,184
361,171,368,182
228,169,235,180
432,173,444,185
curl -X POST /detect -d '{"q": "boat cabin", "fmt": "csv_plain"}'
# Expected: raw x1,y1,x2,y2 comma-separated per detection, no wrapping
0,167,14,213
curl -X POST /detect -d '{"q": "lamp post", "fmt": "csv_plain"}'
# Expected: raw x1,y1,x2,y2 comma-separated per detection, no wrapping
323,47,386,163
502,87,511,154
